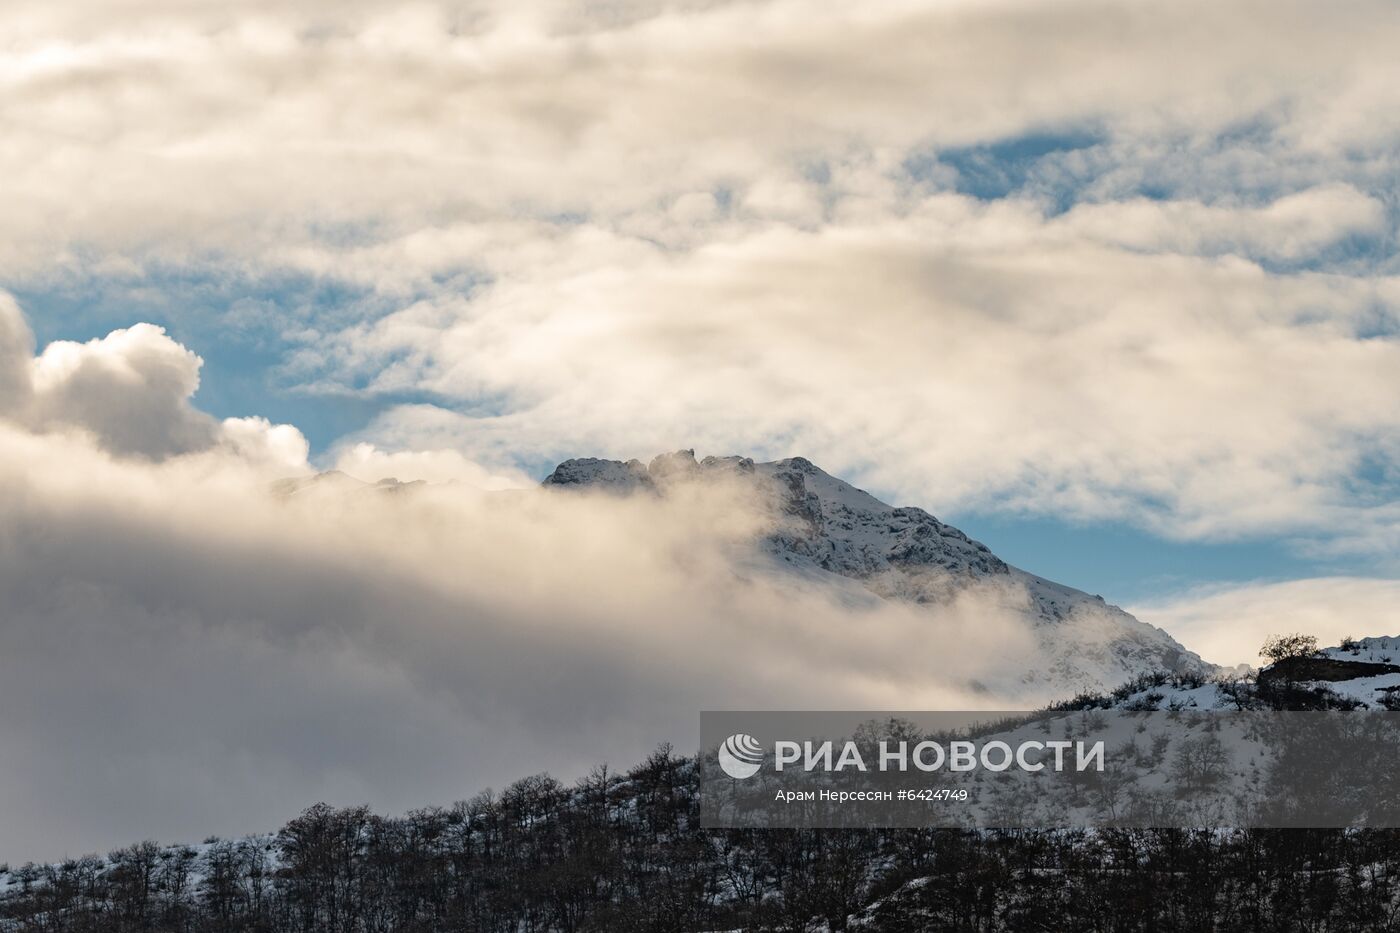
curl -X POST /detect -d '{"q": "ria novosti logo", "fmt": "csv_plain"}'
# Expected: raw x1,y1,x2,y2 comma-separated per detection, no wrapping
714,731,1107,779
718,733,764,779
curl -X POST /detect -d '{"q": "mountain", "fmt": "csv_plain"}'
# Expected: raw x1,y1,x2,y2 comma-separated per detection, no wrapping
544,450,1215,699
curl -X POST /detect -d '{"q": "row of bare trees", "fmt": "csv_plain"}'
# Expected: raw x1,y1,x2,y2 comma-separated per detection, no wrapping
5,752,1400,931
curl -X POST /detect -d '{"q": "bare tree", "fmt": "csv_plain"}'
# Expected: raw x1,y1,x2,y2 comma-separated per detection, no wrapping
1260,633,1318,665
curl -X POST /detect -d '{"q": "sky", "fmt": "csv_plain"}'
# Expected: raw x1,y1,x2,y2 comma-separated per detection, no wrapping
1,0,1399,860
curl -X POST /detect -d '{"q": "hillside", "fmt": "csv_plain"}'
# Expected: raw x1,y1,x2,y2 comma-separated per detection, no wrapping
3,640,1398,932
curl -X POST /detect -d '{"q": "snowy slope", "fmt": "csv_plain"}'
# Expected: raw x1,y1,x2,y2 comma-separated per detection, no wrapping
1322,635,1400,666
1300,638,1400,707
543,450,1215,698
1068,635,1400,712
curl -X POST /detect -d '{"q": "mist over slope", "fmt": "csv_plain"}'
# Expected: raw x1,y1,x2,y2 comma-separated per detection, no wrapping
6,424,1167,861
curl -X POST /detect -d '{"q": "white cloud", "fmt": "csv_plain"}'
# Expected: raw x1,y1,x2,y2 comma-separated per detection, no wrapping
222,416,313,471
1132,577,1400,668
28,322,219,458
332,441,532,488
0,293,35,408
1,292,309,465
1054,184,1388,261
332,204,1400,546
0,0,1397,273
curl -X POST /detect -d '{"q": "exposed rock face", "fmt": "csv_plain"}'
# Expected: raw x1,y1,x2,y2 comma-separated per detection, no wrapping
544,450,1216,697
541,457,652,489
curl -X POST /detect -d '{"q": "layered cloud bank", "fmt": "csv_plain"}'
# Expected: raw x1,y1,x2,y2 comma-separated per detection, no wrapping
4,0,1398,263
2,0,1399,555
348,212,1400,546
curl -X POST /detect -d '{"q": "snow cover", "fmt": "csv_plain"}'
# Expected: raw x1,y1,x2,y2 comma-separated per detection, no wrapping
1322,636,1400,666
1090,637,1400,713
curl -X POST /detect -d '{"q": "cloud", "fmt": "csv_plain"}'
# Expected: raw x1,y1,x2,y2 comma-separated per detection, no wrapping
1,0,1398,554
28,322,218,458
221,416,314,471
331,441,532,488
1,292,309,466
1132,577,1400,668
1053,184,1388,262
1,0,1398,274
334,205,1400,548
0,294,35,408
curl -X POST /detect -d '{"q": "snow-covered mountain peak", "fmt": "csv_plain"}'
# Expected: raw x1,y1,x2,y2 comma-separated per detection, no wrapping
759,456,893,514
546,450,1006,581
544,450,1216,697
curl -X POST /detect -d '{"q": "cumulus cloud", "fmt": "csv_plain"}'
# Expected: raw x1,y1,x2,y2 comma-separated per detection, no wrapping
0,293,308,465
1131,578,1400,668
221,416,313,471
28,322,218,458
